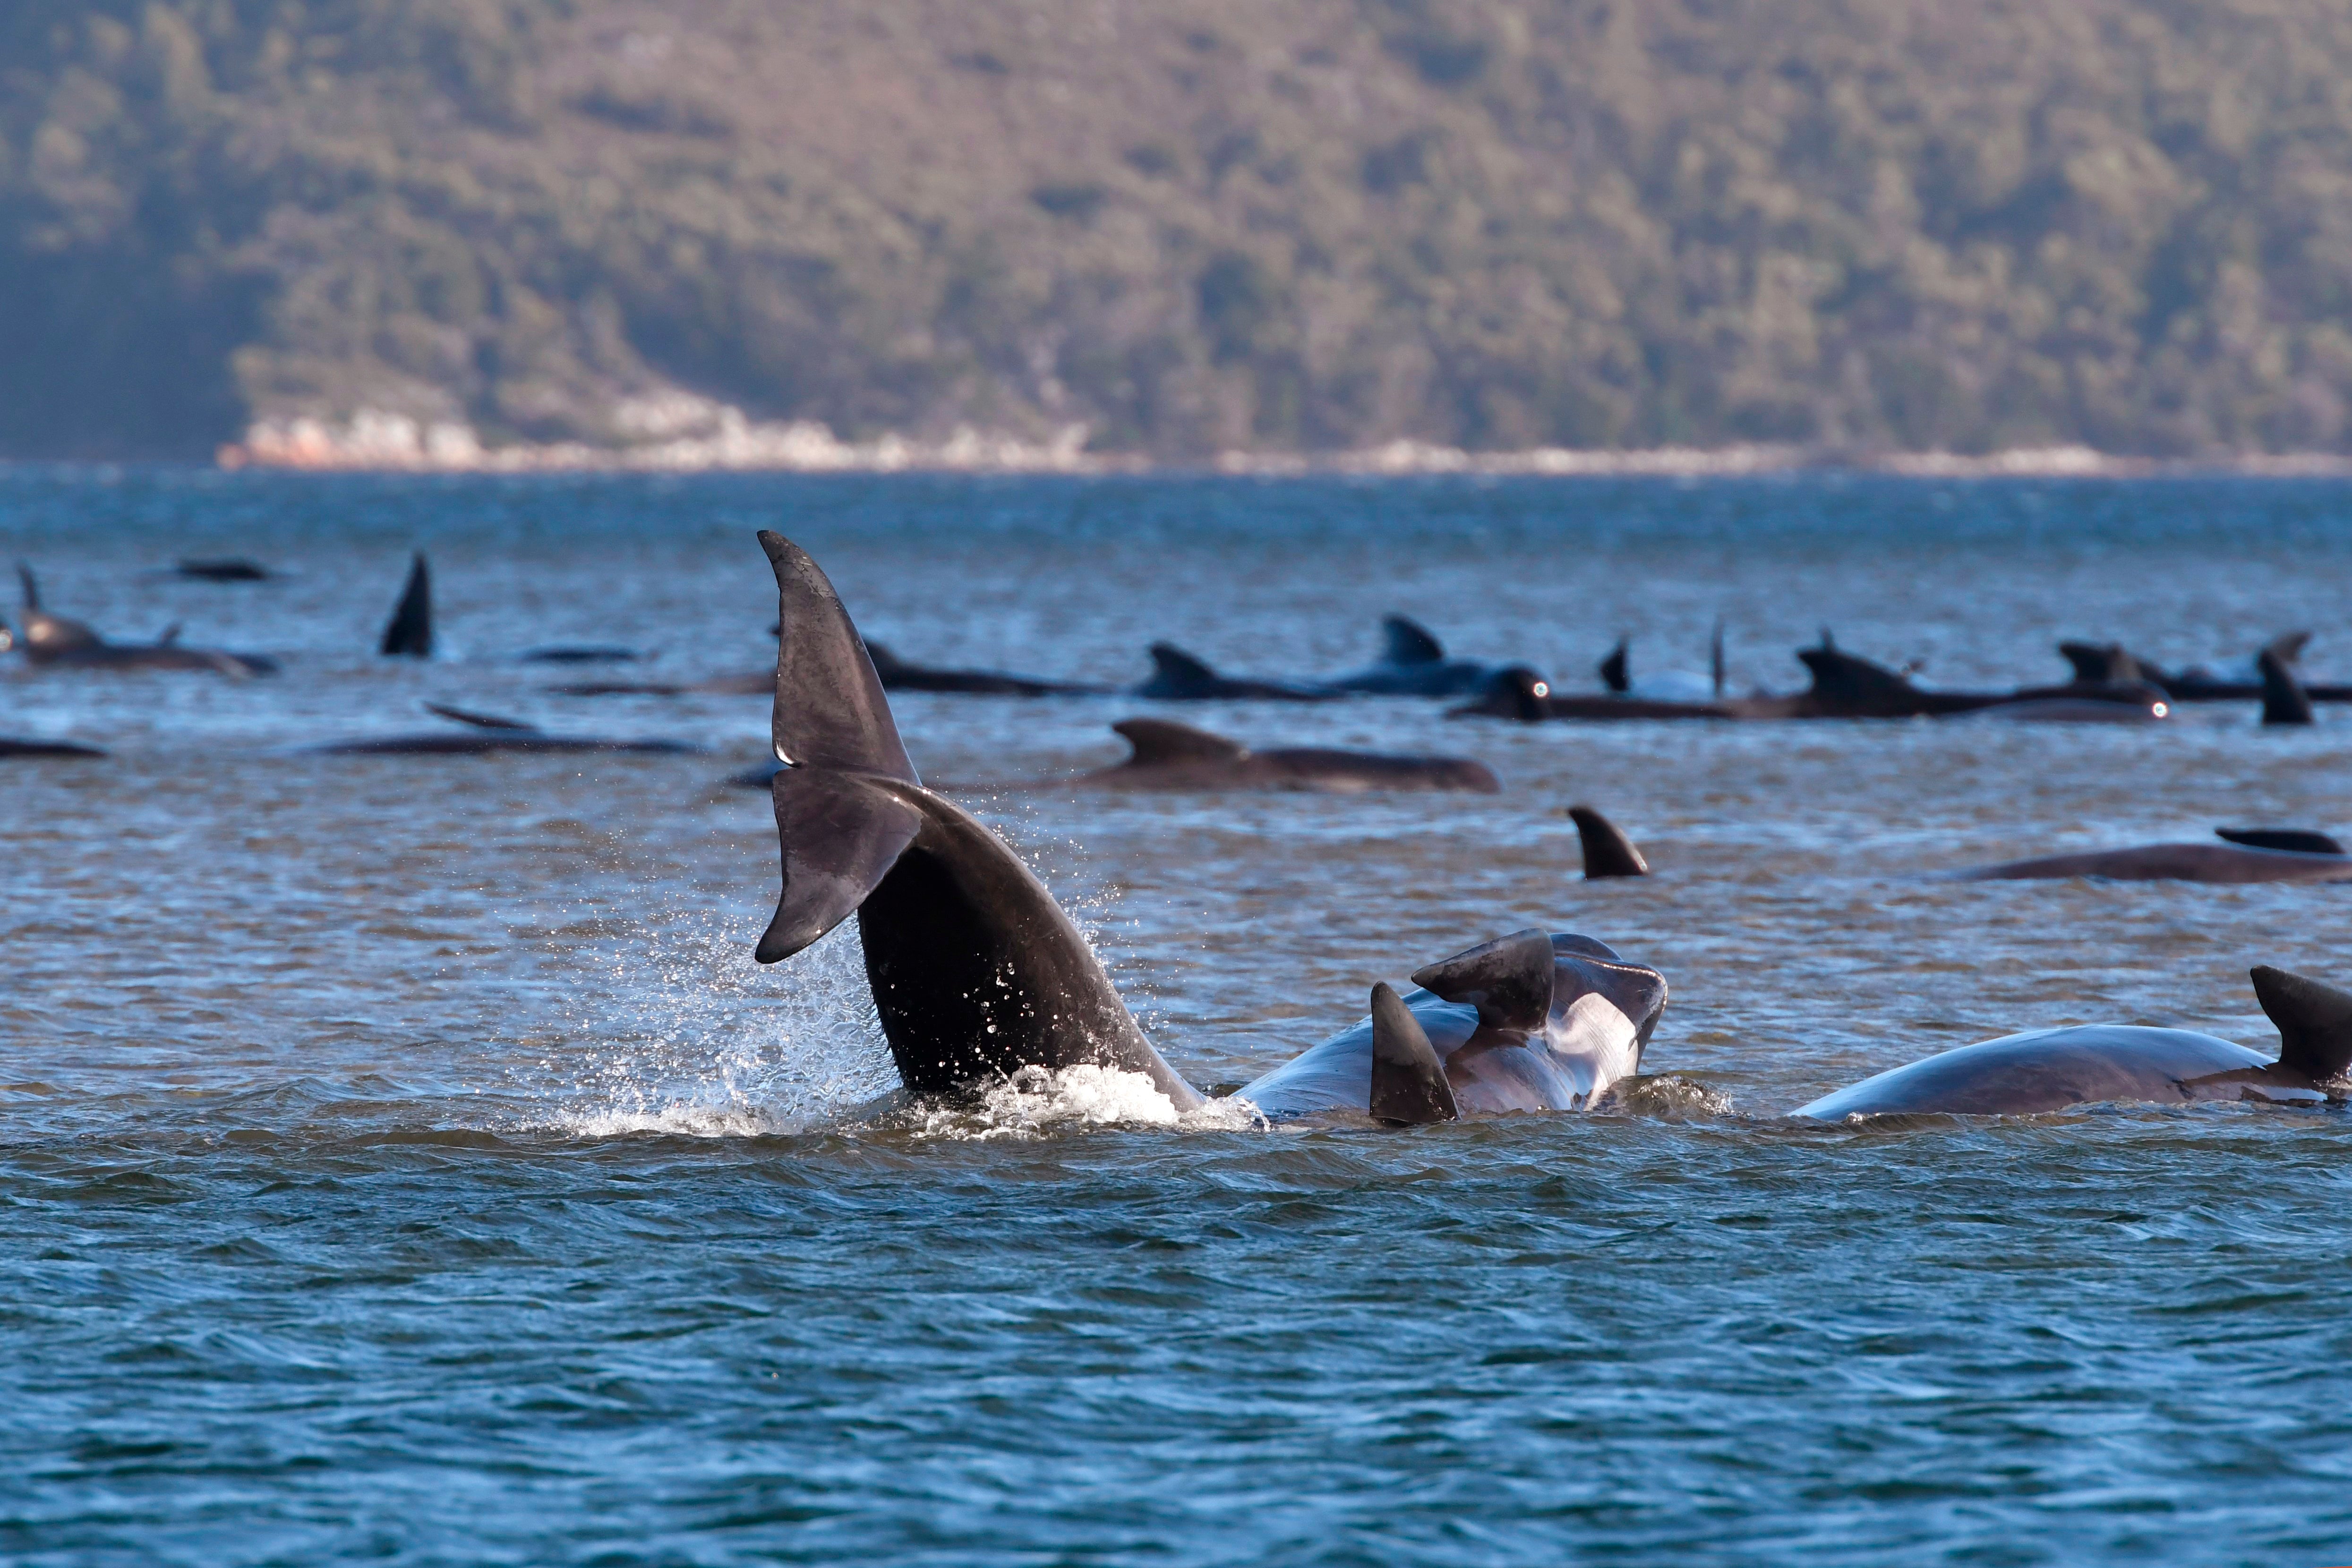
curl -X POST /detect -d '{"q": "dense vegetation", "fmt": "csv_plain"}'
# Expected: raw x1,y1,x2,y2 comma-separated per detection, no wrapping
7,0,2352,459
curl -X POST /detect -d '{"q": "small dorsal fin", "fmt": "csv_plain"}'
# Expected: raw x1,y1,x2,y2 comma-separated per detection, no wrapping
1381,615,1445,666
1568,805,1650,878
380,552,433,658
2217,827,2346,856
2252,966,2352,1081
156,622,182,647
1410,928,1555,1031
863,639,905,675
1145,642,1222,696
1112,718,1248,765
426,702,539,733
2258,646,2313,726
1598,638,1629,693
2059,640,2137,684
1710,619,1726,698
1368,982,1459,1125
17,563,39,610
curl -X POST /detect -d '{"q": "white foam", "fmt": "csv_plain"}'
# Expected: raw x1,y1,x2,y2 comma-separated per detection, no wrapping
916,1064,1268,1140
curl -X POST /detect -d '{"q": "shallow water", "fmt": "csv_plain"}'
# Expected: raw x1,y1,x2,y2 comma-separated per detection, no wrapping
6,470,2352,1564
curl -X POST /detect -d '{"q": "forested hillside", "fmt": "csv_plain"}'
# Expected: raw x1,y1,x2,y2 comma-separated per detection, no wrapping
7,0,2352,460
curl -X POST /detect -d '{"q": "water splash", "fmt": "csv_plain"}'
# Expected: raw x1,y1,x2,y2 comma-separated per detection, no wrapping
913,1065,1269,1140
528,899,898,1137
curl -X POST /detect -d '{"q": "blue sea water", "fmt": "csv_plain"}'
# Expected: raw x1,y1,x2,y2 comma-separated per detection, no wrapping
4,469,2352,1565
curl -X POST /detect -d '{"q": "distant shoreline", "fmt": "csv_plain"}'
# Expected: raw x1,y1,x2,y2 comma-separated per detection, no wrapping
210,412,2352,480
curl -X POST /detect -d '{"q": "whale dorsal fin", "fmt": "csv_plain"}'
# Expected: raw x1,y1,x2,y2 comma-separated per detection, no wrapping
1368,981,1458,1125
2217,827,2346,856
380,553,433,658
427,703,539,732
1599,638,1629,694
760,531,916,781
1381,615,1445,666
2059,640,2139,684
2258,645,2313,726
1112,718,1247,765
17,563,40,610
2252,966,2352,1081
1411,928,1555,1031
157,622,182,647
1568,805,1650,878
1145,642,1223,697
863,639,906,676
2266,630,2312,665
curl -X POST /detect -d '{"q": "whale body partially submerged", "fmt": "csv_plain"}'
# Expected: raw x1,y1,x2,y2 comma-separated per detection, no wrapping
1797,967,2352,1118
7,566,275,676
747,530,1668,1123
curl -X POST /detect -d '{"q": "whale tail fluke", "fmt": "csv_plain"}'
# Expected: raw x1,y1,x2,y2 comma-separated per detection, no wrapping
754,530,925,965
2258,645,2313,726
1368,981,1459,1125
380,553,433,657
2252,966,2352,1082
1569,805,1651,878
1382,615,1446,667
1112,717,1248,765
1411,928,1555,1031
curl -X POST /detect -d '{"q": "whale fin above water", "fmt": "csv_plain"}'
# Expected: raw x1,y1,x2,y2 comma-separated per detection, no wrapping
757,768,925,963
761,533,917,781
1112,718,1249,765
2259,645,2313,726
1142,643,1225,698
1599,638,1630,694
1381,616,1446,667
426,703,539,733
2252,966,2352,1082
380,553,433,658
2217,827,2345,856
1411,928,1556,1031
1568,805,1651,878
1368,982,1460,1125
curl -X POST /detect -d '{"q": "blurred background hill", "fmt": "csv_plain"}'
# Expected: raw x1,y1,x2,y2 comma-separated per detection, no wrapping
7,0,2352,461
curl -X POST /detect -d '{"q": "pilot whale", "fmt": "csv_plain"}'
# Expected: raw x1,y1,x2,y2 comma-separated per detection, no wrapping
1074,718,1500,793
1796,966,2352,1117
1958,828,2352,884
6,566,275,676
869,641,1107,696
1325,616,1536,698
747,530,1668,1122
380,553,432,657
315,703,698,755
1132,644,1338,702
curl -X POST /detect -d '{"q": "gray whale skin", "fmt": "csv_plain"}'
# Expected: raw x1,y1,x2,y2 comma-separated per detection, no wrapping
1797,967,2352,1117
748,530,1666,1123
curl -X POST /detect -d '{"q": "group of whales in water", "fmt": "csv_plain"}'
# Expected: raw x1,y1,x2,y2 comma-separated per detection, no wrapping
5,548,2351,881
747,530,2352,1126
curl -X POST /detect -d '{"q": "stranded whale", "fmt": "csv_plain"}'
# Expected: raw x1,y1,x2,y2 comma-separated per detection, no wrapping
1796,966,2352,1117
747,530,1667,1122
1074,718,1500,793
6,566,275,676
1325,616,1536,698
1958,828,2352,884
1132,644,1338,702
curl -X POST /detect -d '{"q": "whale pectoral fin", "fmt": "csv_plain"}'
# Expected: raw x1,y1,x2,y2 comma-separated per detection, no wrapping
757,767,924,963
1381,615,1446,667
2252,966,2352,1082
1410,928,1556,1031
1369,982,1459,1125
1112,717,1248,765
760,531,919,784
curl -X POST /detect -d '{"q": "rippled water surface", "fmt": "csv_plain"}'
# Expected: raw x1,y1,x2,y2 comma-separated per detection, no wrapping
7,470,2352,1565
